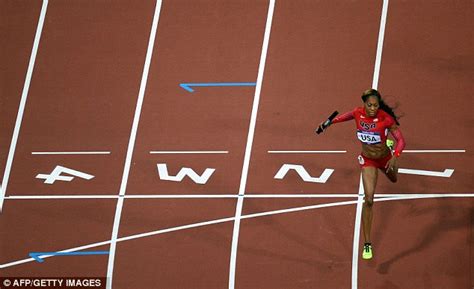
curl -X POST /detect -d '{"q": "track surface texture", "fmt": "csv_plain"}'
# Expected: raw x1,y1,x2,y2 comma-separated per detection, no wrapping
1,1,473,289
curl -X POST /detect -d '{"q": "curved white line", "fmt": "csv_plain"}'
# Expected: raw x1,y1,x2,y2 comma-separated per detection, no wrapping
0,194,470,270
0,199,354,269
5,193,472,200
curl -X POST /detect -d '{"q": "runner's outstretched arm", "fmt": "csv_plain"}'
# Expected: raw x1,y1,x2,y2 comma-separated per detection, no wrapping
317,109,355,133
331,110,355,124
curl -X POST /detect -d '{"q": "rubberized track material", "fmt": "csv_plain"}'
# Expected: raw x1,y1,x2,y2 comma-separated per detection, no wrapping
0,1,472,288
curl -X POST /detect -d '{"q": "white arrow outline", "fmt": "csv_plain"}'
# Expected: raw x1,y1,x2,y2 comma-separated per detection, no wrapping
398,168,454,178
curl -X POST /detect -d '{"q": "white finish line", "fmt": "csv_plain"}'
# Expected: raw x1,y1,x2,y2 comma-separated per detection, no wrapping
5,193,472,200
5,194,360,200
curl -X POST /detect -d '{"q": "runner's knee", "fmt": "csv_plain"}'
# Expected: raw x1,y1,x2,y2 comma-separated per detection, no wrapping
364,195,374,207
385,172,397,183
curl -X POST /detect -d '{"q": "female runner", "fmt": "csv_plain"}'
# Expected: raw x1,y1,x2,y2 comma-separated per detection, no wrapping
319,89,406,260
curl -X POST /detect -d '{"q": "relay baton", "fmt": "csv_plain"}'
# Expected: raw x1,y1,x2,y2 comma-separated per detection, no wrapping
316,111,339,134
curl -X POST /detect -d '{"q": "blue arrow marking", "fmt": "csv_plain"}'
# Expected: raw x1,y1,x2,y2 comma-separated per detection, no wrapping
29,251,109,263
179,82,256,92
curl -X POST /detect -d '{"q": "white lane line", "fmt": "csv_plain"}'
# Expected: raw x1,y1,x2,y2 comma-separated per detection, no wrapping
403,150,466,153
31,151,111,155
268,150,347,154
106,1,163,288
150,151,229,154
228,1,275,288
353,0,390,288
2,193,471,270
371,0,389,90
0,0,49,212
351,175,364,289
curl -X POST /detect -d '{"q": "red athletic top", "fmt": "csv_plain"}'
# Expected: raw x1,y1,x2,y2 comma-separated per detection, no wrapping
331,107,406,156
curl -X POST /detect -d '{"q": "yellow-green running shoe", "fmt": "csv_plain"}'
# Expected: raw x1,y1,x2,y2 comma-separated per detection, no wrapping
386,139,394,150
362,243,373,260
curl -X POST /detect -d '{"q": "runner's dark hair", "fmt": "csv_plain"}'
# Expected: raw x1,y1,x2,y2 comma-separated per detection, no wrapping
361,89,400,125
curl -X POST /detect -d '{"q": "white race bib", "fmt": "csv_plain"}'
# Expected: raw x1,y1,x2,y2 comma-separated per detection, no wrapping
357,130,381,144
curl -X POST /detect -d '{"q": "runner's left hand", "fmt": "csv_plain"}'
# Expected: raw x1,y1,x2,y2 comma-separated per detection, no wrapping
385,156,398,174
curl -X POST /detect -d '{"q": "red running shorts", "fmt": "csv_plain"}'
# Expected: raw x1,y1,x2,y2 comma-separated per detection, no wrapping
358,153,392,169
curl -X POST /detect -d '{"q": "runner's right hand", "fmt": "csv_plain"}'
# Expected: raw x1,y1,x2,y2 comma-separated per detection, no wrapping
319,122,328,131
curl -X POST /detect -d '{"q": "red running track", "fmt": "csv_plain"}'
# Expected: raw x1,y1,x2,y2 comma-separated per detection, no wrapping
0,1,472,289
